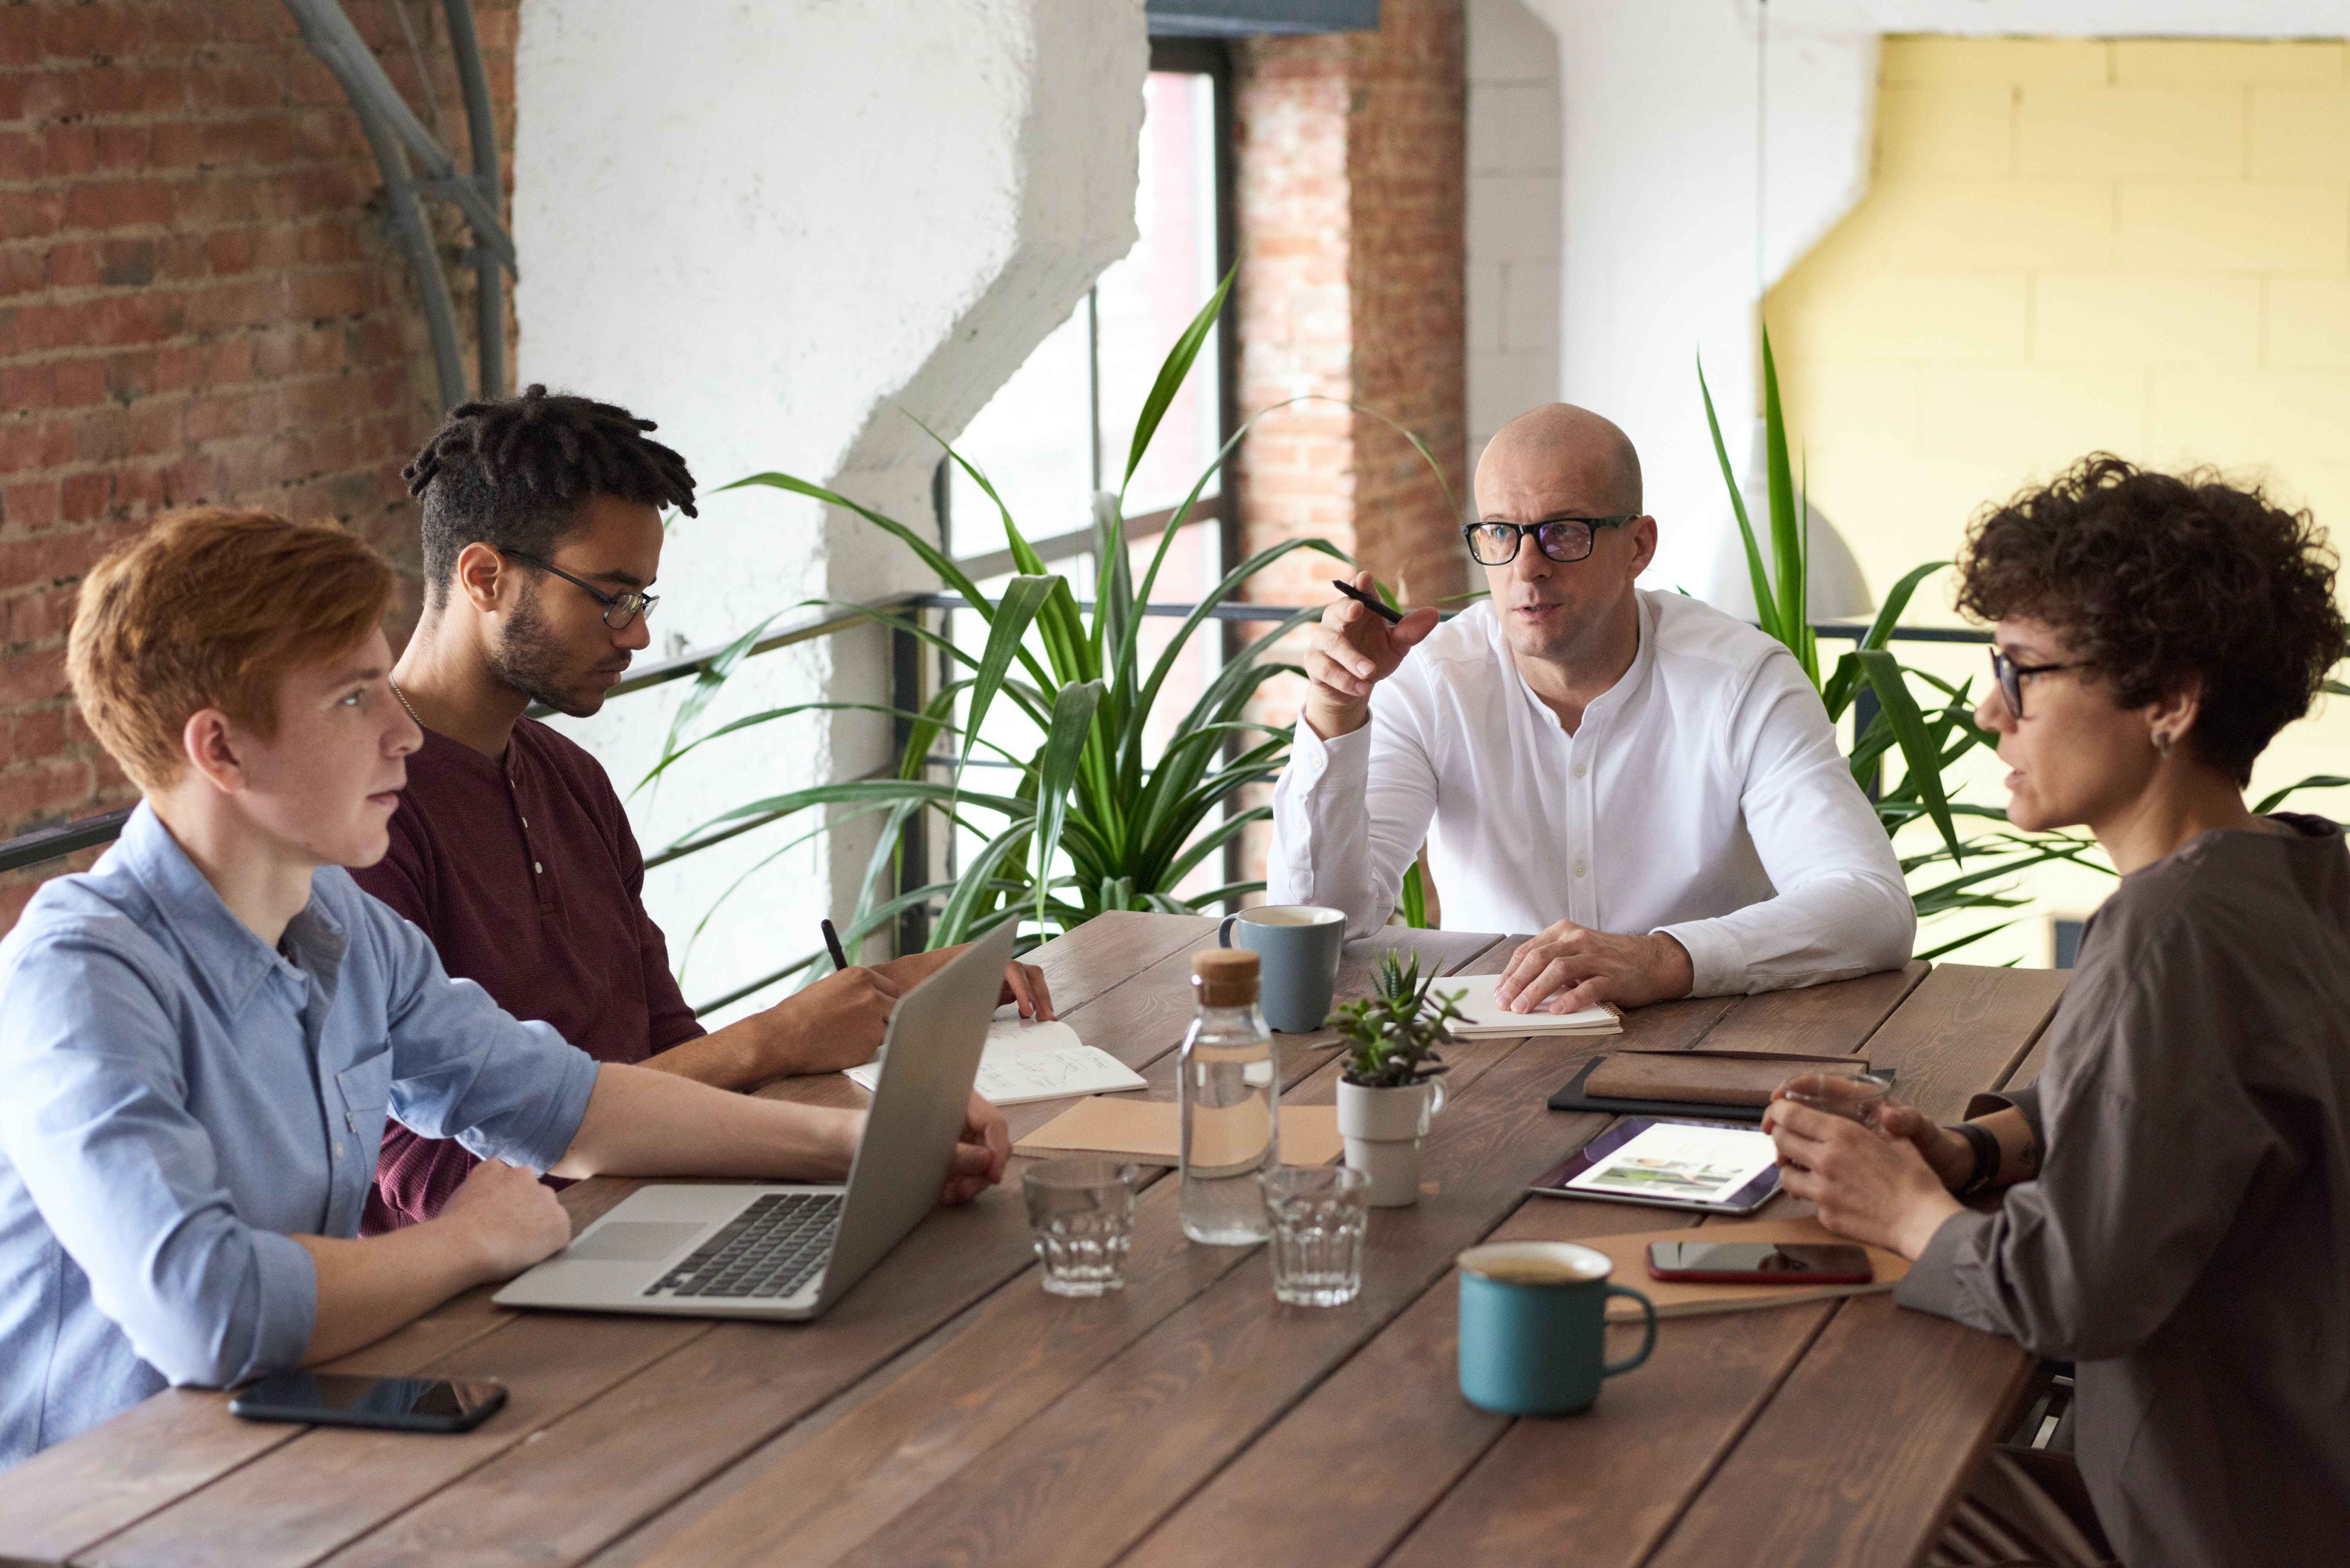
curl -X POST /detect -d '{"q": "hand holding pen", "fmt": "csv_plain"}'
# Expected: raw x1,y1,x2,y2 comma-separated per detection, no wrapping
1301,569,1441,739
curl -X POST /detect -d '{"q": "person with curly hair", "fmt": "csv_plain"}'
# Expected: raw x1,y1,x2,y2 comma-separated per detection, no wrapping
1764,456,2350,1568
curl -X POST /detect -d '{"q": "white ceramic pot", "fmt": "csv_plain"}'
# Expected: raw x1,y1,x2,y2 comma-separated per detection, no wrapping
1335,1077,1447,1207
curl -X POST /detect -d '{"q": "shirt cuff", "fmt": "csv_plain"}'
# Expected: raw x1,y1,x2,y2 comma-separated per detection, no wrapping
1285,713,1370,789
498,1041,602,1174
1892,1205,1996,1322
1652,919,1737,997
236,1228,319,1386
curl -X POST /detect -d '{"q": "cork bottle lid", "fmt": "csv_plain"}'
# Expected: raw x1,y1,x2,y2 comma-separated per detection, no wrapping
1192,948,1259,1006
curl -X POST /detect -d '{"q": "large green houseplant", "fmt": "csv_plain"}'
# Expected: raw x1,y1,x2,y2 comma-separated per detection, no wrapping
640,273,1451,974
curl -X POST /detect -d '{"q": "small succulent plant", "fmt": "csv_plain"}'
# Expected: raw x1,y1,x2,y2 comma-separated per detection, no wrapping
1327,952,1466,1089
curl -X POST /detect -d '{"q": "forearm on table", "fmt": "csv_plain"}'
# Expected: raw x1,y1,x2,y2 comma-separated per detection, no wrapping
634,1016,783,1091
294,1224,496,1364
1969,1106,2041,1187
1665,873,1914,995
548,1062,859,1182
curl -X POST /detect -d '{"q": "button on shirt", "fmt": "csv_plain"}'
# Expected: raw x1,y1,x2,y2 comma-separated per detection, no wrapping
0,804,602,1465
1269,591,1913,994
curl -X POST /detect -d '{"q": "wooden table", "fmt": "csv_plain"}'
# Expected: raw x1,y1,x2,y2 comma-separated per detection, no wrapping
0,914,2068,1568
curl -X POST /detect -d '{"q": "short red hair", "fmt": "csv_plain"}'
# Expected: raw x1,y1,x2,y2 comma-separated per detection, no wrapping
66,507,397,793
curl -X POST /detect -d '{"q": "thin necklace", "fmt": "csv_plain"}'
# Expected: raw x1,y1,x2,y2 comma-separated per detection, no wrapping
389,678,423,728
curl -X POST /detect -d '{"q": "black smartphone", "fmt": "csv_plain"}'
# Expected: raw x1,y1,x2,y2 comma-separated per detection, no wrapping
228,1371,508,1433
1646,1241,1873,1285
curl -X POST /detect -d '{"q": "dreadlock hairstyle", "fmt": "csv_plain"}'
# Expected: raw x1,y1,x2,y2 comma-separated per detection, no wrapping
403,384,698,606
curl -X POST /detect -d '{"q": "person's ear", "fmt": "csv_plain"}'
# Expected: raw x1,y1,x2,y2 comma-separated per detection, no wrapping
454,541,510,614
179,708,248,796
1625,515,1658,578
2145,672,2204,757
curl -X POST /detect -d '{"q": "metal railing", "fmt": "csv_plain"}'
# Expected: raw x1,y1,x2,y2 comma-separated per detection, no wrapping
0,597,1991,1011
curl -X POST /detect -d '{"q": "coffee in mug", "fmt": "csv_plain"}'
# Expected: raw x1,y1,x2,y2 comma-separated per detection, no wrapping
1455,1241,1656,1416
1217,905,1345,1033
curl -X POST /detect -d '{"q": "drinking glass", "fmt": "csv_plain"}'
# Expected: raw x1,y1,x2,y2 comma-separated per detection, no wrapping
1261,1165,1370,1306
1775,1070,1894,1129
1023,1158,1138,1297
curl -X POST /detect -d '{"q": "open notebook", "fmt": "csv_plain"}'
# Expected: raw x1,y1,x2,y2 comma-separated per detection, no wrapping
846,1019,1145,1107
1437,972,1622,1037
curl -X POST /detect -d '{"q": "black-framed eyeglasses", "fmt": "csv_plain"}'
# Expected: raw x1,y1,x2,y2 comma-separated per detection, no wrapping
501,550,658,630
1461,515,1637,566
1989,647,2087,721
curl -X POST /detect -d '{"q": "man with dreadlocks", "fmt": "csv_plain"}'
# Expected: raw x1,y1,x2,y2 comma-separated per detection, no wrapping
358,386,1042,1232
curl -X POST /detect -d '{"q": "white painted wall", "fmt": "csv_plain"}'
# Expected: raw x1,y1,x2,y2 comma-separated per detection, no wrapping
513,0,1147,1019
1521,0,2350,598
1465,0,1562,485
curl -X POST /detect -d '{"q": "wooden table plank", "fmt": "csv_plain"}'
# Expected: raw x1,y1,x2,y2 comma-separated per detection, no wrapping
1101,968,1922,1568
269,927,1494,1568
1685,961,1928,1058
1855,963,2068,1123
86,1316,709,1568
1640,1292,2038,1568
1117,1171,1799,1568
792,965,1838,1568
0,1394,305,1568
0,913,1211,1568
580,934,1521,1568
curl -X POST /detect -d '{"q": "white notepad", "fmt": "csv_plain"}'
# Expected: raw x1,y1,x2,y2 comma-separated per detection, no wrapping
844,1019,1147,1106
1437,972,1623,1037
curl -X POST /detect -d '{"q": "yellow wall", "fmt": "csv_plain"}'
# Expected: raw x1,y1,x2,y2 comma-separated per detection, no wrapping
1768,35,2350,962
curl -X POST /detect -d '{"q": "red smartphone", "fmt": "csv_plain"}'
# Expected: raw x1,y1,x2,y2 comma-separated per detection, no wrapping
1646,1241,1873,1284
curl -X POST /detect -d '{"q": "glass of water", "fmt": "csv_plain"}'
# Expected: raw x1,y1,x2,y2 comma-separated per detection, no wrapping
1022,1158,1139,1297
1261,1165,1370,1307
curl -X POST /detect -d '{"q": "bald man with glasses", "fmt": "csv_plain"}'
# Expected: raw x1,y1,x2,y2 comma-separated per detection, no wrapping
1268,403,1913,1013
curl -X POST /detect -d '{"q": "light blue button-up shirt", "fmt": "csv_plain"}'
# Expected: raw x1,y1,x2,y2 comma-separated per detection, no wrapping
0,804,601,1465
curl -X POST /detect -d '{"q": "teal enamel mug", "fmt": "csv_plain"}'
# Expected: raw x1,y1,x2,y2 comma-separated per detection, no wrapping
1456,1241,1658,1416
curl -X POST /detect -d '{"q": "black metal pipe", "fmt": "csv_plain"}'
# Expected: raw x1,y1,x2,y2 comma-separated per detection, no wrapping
441,0,506,398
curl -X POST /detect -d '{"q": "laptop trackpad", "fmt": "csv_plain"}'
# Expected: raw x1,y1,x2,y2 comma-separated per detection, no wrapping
565,1221,706,1263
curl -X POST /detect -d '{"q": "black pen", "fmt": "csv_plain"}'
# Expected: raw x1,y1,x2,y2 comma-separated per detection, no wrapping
820,918,850,972
1329,578,1405,624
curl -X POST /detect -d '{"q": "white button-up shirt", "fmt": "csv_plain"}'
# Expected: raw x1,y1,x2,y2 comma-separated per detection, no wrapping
1268,590,1914,995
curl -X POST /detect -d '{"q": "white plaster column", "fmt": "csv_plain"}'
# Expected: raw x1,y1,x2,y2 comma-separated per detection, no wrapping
513,0,1147,1015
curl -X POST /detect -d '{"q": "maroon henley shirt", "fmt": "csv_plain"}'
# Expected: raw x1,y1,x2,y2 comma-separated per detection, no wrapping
354,717,704,1233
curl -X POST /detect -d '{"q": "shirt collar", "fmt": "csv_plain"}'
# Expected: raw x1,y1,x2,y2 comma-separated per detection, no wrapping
1495,590,1658,731
116,802,350,1017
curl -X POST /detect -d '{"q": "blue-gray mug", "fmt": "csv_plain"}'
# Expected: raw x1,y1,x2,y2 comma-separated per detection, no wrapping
1217,905,1345,1032
1456,1241,1658,1416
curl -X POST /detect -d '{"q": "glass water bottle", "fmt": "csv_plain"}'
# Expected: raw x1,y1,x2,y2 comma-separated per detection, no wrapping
1179,948,1281,1245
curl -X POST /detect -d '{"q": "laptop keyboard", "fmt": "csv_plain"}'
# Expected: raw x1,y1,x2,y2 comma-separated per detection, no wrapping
644,1192,842,1301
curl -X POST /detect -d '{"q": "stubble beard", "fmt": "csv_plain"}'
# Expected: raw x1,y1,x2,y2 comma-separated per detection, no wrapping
486,584,605,719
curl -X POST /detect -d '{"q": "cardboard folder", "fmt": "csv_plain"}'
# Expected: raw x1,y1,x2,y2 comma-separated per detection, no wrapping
1588,1215,1911,1321
1014,1097,1344,1167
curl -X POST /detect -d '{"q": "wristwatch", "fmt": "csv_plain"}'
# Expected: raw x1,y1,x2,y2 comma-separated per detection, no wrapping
1947,1120,2002,1200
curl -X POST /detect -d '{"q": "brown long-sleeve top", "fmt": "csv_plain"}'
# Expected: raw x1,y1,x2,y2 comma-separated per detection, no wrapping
1896,814,2350,1568
352,719,705,1233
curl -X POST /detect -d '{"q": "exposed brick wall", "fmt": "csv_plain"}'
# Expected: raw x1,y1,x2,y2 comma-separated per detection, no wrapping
1229,0,1467,896
0,0,514,930
1233,0,1468,619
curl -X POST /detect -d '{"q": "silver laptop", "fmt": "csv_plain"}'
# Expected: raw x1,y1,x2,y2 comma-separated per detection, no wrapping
494,919,1014,1321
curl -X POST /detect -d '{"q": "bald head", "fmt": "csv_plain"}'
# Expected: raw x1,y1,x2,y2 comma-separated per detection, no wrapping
1476,404,1643,518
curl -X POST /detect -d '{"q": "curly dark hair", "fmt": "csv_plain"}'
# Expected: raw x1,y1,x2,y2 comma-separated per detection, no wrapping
404,384,698,606
1954,454,2347,785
